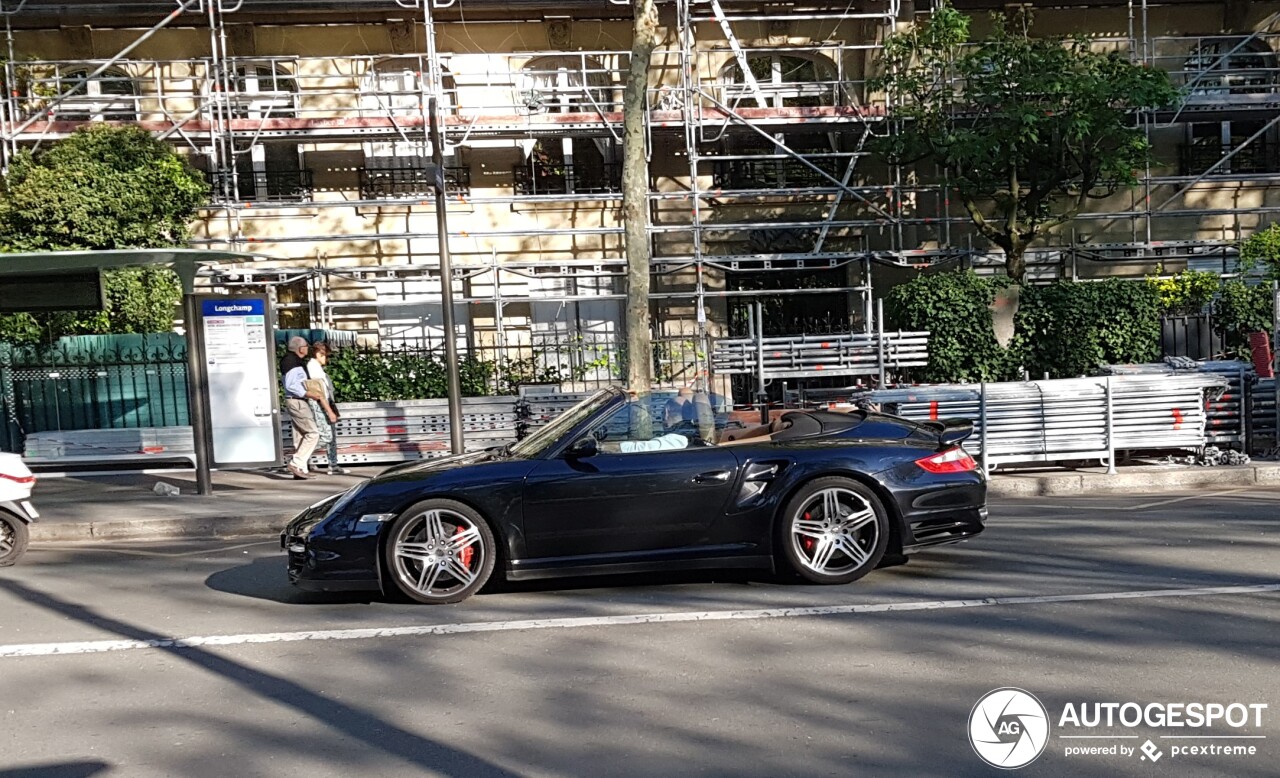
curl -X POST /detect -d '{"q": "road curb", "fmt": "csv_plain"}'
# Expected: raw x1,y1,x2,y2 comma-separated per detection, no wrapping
31,514,289,543
986,463,1280,497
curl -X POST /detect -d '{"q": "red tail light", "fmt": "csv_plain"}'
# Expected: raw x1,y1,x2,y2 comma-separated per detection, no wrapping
0,471,35,485
915,447,977,474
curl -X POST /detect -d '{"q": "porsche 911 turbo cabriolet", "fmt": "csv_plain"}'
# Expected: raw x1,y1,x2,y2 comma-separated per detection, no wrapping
282,386,986,604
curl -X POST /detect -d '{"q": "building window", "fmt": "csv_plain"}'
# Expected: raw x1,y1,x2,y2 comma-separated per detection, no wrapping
514,138,620,195
720,52,839,109
358,57,465,199
54,67,138,122
518,55,616,114
712,132,842,190
514,57,619,195
1183,37,1279,101
208,62,312,202
1181,120,1278,176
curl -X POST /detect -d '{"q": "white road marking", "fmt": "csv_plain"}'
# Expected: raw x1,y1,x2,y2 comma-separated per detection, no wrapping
1127,489,1250,511
1,582,1276,659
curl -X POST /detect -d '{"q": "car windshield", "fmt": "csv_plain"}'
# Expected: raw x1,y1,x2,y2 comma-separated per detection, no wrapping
505,389,618,458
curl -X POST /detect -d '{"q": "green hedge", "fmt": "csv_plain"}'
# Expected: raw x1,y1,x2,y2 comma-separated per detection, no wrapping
1014,279,1161,378
885,270,1011,382
1214,280,1274,360
887,272,1162,382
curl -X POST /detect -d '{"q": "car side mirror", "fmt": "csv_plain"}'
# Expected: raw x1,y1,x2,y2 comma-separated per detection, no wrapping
567,437,598,458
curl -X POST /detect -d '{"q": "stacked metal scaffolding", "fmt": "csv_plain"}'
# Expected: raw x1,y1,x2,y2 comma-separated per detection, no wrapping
866,374,1229,471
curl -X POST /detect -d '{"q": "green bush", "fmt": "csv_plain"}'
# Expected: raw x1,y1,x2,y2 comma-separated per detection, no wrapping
885,270,1012,382
1147,270,1219,315
886,272,1163,382
1214,280,1274,360
1239,222,1280,281
1014,279,1161,378
0,125,207,341
319,347,493,402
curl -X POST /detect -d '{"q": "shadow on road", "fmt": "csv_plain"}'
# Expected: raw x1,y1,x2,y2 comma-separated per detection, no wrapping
0,761,111,778
204,556,378,605
0,577,519,777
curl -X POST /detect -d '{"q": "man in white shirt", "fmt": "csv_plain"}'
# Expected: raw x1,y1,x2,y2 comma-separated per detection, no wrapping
280,336,329,479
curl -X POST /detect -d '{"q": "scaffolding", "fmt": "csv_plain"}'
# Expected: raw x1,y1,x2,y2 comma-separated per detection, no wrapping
0,0,1278,392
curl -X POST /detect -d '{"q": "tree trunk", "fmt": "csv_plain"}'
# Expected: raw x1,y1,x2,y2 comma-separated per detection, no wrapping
1004,242,1028,283
622,0,660,392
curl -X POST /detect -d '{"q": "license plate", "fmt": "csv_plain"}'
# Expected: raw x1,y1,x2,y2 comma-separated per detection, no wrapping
20,501,38,519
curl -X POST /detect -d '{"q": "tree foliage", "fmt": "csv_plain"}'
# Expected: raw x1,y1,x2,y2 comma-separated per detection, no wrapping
1239,222,1280,281
1214,280,1274,360
0,125,208,341
872,2,1178,280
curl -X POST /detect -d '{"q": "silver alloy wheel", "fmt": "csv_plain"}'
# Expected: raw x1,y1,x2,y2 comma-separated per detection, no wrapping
391,508,485,600
789,487,879,576
0,521,12,556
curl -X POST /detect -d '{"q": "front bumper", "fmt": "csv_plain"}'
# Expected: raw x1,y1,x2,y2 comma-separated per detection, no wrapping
281,496,384,593
0,499,37,523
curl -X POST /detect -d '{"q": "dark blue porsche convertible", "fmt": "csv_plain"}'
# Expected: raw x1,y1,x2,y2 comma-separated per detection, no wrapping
282,387,986,604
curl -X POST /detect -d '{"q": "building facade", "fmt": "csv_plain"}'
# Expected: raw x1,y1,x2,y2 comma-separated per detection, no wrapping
2,0,1278,385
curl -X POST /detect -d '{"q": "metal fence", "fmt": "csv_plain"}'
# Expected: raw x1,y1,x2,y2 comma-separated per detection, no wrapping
1160,314,1223,361
0,336,190,455
0,330,357,454
373,333,704,393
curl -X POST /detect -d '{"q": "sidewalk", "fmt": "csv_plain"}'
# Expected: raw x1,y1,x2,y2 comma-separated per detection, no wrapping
22,461,1280,544
28,468,372,542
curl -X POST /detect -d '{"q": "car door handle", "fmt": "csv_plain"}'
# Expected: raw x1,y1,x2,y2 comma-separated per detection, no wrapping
692,470,732,484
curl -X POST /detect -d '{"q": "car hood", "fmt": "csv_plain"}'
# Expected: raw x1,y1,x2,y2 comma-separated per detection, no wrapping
374,450,497,481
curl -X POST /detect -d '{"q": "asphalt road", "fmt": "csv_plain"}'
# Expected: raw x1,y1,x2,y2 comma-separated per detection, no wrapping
1,489,1277,778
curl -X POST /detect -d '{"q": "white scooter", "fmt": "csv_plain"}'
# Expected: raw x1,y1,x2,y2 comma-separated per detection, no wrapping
0,452,37,566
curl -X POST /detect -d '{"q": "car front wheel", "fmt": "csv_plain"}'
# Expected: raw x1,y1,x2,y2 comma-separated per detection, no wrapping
0,510,30,567
383,499,496,604
779,477,889,585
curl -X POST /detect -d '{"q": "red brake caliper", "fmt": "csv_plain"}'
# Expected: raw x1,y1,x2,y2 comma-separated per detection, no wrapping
801,512,815,552
453,526,474,568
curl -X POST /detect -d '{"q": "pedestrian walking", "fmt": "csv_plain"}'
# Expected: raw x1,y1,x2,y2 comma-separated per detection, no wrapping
307,341,346,475
280,336,334,479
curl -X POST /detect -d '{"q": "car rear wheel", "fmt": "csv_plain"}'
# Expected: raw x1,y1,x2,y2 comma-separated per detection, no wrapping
383,499,496,604
779,477,888,585
0,511,29,567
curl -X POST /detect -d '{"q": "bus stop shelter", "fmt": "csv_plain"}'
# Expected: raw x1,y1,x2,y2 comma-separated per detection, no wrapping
0,249,270,495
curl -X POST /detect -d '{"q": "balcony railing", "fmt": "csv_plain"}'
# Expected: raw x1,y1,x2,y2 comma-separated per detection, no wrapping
513,162,621,195
1178,143,1279,176
208,169,315,202
712,157,846,190
358,166,472,199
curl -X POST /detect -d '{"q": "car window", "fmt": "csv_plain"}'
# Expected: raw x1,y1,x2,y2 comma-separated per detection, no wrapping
593,391,724,453
508,389,615,458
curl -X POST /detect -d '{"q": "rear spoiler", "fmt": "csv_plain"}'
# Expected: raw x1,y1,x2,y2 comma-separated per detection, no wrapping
922,418,974,447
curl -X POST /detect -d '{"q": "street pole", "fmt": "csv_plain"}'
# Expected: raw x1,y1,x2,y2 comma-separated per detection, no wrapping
175,259,214,495
430,97,465,455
